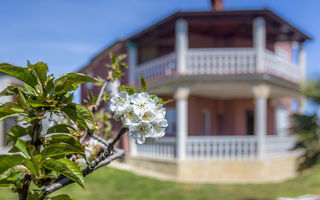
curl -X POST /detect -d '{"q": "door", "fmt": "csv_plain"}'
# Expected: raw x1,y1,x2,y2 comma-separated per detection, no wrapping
246,110,254,135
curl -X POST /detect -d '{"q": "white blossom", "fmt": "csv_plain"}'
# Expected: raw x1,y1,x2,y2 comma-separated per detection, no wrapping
109,91,129,121
109,91,168,144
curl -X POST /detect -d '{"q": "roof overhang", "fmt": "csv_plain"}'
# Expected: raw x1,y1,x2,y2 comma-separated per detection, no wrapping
128,9,311,43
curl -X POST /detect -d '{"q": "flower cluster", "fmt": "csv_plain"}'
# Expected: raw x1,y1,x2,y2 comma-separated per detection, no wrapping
110,91,168,144
84,137,104,161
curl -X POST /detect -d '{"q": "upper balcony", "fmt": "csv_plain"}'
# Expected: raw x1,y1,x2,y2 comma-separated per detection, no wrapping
127,10,310,88
133,47,301,84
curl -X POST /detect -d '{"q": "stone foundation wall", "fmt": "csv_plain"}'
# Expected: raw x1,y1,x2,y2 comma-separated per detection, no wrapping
125,153,298,183
125,156,178,177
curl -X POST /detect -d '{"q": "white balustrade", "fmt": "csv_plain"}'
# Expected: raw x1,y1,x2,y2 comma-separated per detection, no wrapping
133,48,300,84
134,135,296,160
186,48,256,75
186,136,257,160
265,135,297,157
134,52,176,83
264,50,300,83
136,137,176,159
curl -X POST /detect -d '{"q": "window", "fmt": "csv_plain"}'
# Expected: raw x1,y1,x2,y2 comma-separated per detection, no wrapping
276,106,289,136
165,108,176,135
217,114,224,133
3,117,17,145
202,109,211,136
246,110,254,135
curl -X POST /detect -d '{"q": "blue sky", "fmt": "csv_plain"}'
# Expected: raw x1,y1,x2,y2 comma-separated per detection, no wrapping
0,0,318,78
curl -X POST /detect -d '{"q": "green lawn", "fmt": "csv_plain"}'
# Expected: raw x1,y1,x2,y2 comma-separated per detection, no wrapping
1,166,320,200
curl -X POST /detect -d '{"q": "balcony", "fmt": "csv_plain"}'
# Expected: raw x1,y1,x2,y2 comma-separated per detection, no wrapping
134,135,297,160
134,48,301,84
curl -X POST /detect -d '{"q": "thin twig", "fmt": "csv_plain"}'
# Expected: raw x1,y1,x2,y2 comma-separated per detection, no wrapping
94,80,110,111
79,79,111,144
83,128,127,172
39,128,127,199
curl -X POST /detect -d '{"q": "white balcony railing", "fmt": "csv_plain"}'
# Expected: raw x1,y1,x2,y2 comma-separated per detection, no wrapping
134,52,176,82
134,48,301,83
186,48,256,75
265,135,297,157
134,135,297,160
187,136,257,160
264,50,301,83
136,137,176,159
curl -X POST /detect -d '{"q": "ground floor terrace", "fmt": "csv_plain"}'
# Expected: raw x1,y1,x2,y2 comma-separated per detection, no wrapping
125,78,303,183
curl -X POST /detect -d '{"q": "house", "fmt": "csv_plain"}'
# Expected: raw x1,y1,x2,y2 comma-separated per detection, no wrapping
0,74,21,153
79,0,311,183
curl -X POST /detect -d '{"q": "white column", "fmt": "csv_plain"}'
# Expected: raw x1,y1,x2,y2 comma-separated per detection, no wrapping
253,17,266,73
175,87,190,160
175,19,188,74
299,43,306,83
129,138,138,156
298,96,306,114
274,104,289,136
253,84,270,160
127,42,137,85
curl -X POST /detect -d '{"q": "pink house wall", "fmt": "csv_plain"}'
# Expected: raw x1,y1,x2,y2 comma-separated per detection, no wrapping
163,95,278,136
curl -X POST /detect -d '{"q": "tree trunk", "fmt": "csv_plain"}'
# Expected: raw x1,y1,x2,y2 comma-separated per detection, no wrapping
18,174,31,200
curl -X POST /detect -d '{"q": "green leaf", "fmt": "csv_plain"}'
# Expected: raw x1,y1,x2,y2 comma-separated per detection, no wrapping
56,73,97,85
41,143,84,159
62,93,74,104
23,154,42,178
45,134,83,151
44,75,54,94
17,90,28,109
14,138,31,159
23,83,37,94
0,63,38,87
118,85,136,95
27,190,40,200
149,94,173,105
53,79,78,95
47,124,79,136
27,98,52,108
139,74,147,92
0,112,19,121
54,73,97,95
62,103,95,131
42,158,84,188
28,61,48,86
8,126,31,143
158,97,173,105
0,85,24,96
0,154,24,174
47,194,75,200
24,159,39,177
0,102,24,113
0,171,24,187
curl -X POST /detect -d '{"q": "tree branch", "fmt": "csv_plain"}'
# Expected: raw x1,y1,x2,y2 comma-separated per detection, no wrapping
39,128,127,199
94,80,109,111
39,149,124,199
18,173,31,200
79,79,111,144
